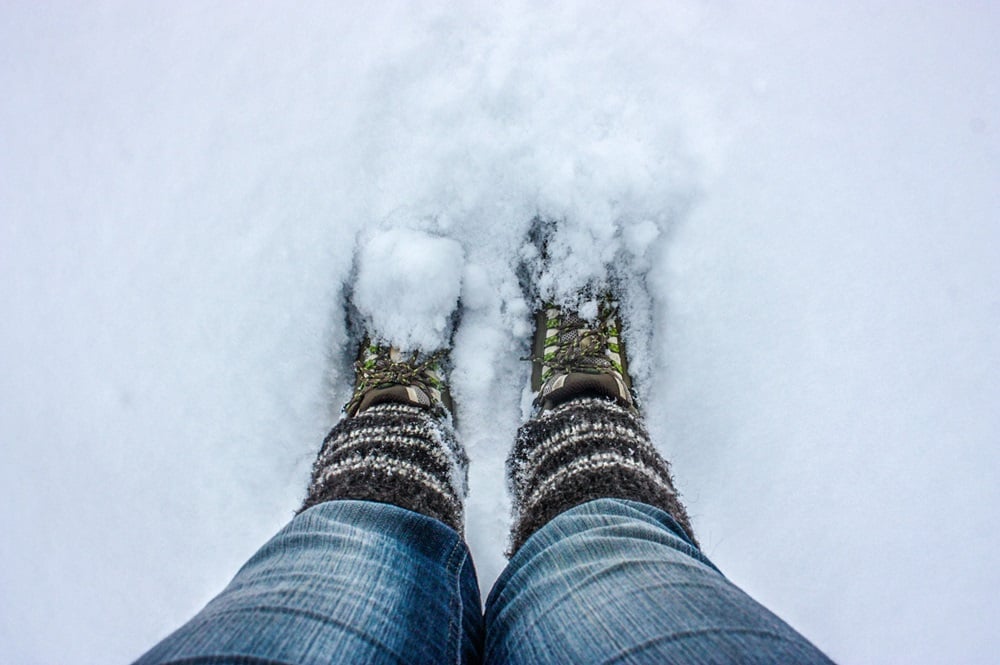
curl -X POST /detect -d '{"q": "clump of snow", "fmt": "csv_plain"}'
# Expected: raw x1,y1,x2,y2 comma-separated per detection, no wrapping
624,220,661,261
577,298,599,321
353,229,464,351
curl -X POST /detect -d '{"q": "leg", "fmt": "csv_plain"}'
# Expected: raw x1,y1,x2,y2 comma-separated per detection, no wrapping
486,294,832,663
487,495,831,664
135,342,483,664
137,501,481,665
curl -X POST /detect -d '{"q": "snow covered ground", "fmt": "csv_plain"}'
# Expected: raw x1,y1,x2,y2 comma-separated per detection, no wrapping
2,2,998,663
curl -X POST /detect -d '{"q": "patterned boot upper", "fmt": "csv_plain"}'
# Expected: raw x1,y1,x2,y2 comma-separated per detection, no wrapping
531,297,635,413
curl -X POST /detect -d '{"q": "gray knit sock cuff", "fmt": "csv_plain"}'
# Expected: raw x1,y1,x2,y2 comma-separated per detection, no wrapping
507,397,696,554
301,402,468,533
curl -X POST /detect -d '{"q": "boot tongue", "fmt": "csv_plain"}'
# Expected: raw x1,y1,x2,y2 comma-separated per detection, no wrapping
354,385,430,415
540,372,633,412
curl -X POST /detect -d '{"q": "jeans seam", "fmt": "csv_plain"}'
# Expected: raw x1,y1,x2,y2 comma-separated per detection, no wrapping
445,536,468,665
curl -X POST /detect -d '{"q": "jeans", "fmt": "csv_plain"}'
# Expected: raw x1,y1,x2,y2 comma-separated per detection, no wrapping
135,499,832,664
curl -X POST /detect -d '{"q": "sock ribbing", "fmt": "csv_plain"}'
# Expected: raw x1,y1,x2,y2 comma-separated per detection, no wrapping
508,397,696,554
301,402,468,532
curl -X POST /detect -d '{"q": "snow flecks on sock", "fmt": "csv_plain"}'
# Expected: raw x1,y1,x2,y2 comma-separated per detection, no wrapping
302,402,469,533
507,397,696,555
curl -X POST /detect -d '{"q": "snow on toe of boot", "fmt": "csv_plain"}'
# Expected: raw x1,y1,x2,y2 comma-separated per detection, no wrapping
354,228,464,352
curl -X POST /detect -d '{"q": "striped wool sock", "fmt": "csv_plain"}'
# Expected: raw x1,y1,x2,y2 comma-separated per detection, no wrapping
508,396,696,554
301,402,468,532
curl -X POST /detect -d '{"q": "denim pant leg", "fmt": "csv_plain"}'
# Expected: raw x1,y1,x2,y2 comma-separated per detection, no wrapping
485,498,833,664
134,500,484,665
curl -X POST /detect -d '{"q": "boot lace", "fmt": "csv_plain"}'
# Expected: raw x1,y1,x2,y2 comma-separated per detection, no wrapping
537,305,623,382
345,345,445,415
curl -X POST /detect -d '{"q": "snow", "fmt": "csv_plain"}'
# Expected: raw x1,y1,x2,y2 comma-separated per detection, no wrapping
353,229,464,351
2,2,999,664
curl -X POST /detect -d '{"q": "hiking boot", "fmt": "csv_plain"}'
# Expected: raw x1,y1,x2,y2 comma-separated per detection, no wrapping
530,296,636,413
344,340,452,417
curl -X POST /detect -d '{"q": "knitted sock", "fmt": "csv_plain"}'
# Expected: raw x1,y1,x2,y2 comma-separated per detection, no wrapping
508,396,696,554
301,402,468,533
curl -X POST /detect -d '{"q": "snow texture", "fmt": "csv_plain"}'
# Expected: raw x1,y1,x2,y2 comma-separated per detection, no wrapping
353,229,464,351
2,3,999,665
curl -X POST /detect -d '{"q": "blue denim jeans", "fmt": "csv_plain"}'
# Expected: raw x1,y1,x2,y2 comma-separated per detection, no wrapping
135,499,832,664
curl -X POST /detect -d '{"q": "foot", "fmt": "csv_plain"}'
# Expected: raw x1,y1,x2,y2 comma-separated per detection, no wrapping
530,296,636,413
344,340,452,417
308,339,466,532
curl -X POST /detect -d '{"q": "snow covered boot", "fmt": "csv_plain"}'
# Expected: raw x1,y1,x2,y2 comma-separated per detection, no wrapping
509,220,696,553
301,339,467,533
517,215,635,413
